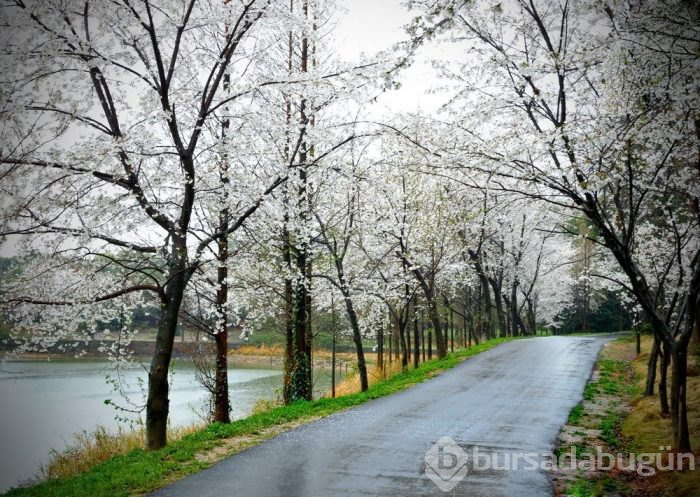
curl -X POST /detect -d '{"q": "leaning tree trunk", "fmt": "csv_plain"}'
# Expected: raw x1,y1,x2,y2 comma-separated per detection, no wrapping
339,279,368,391
147,240,188,450
397,314,409,370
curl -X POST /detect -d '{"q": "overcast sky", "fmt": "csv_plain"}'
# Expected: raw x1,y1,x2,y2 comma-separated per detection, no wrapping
333,0,450,114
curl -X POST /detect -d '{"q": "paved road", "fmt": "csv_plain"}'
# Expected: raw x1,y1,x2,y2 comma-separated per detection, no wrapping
151,336,612,497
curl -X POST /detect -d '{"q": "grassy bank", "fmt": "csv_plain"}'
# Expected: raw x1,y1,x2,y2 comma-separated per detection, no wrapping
230,344,361,367
3,337,513,497
41,425,202,483
552,335,700,497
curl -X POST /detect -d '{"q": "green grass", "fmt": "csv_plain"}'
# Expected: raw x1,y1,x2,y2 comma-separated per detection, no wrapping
567,475,624,497
568,403,585,425
583,382,597,401
579,357,638,403
597,359,626,395
598,415,620,449
554,442,590,460
3,337,514,497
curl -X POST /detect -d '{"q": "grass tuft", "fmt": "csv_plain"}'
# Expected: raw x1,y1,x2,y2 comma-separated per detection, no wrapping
568,403,585,425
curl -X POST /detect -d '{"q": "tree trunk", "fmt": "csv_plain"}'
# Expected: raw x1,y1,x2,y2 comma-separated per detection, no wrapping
644,336,659,396
290,260,312,402
341,285,368,392
509,282,520,337
399,249,446,358
527,297,536,334
393,315,400,362
406,318,411,363
331,301,337,398
463,315,467,348
305,259,313,390
213,242,230,422
450,307,454,352
282,0,295,406
288,0,313,403
489,278,507,337
413,302,420,369
213,210,230,423
671,290,698,452
376,318,383,372
421,308,426,362
213,328,230,423
428,299,446,358
671,340,691,452
146,240,187,450
659,341,670,415
283,275,294,403
290,244,312,401
399,316,408,370
408,264,446,358
471,267,494,341
387,316,392,365
481,278,493,339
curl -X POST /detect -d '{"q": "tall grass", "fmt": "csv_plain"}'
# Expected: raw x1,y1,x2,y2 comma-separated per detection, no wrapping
331,360,404,397
232,344,284,357
43,424,201,481
232,343,358,362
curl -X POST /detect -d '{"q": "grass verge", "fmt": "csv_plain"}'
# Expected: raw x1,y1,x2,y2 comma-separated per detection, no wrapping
552,335,700,497
3,337,513,497
41,425,201,482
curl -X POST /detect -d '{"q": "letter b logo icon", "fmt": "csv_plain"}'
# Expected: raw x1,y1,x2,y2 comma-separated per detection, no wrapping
425,437,469,492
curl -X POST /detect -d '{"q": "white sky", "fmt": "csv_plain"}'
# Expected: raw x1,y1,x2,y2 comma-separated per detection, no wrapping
333,0,451,114
334,0,411,57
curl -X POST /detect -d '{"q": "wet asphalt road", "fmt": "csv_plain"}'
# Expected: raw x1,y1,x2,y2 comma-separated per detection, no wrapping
151,335,612,497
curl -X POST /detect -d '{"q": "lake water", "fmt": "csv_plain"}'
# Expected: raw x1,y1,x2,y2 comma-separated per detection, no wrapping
0,358,338,493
